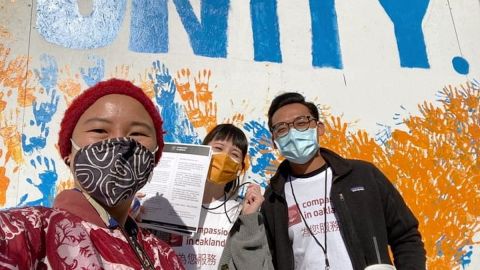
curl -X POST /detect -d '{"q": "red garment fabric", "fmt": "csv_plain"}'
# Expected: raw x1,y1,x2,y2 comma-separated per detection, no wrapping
0,190,184,270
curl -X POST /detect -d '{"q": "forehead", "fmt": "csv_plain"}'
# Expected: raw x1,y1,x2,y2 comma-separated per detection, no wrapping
209,139,242,152
76,94,153,126
271,103,311,125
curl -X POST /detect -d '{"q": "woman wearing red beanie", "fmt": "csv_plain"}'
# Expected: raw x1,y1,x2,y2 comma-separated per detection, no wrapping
0,79,184,269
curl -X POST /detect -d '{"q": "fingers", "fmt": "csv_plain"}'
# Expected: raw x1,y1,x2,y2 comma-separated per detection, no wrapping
241,184,264,215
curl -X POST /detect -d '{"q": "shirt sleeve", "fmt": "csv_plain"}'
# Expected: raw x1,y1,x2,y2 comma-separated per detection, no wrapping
0,207,47,269
218,212,274,270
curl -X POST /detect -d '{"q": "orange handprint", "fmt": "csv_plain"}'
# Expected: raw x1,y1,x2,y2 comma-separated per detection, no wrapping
58,66,82,106
0,149,10,206
174,68,217,132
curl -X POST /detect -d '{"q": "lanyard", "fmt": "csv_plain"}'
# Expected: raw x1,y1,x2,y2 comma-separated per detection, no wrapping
289,168,330,270
81,192,156,269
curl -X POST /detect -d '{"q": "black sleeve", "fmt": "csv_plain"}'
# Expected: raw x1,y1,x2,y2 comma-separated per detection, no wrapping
375,167,427,270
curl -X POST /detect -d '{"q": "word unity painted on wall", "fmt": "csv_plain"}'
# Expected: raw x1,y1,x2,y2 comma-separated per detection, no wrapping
37,0,433,69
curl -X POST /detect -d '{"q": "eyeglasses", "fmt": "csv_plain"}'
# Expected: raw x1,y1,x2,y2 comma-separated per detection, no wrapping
271,116,317,138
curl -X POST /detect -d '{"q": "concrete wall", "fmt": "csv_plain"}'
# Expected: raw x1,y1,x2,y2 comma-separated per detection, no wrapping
0,0,479,268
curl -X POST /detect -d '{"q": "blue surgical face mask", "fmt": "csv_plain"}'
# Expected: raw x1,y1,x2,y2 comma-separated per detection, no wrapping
274,128,319,164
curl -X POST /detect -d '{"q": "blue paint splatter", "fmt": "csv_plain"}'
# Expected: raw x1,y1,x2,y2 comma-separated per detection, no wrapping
32,89,60,132
149,61,200,144
80,55,105,87
452,56,469,75
250,0,282,63
36,0,127,49
435,235,445,256
243,120,277,178
130,0,169,53
22,133,48,155
374,123,392,146
23,54,59,154
460,246,473,269
23,157,58,207
172,0,229,58
34,54,58,93
309,0,343,69
379,0,430,68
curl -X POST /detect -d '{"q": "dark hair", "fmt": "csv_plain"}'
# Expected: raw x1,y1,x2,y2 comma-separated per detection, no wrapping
267,92,319,130
202,124,248,193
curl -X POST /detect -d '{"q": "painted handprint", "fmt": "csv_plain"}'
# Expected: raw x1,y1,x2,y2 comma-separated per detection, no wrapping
23,156,58,207
80,55,105,87
58,65,81,106
22,88,59,154
0,113,23,164
243,120,278,178
0,44,30,89
35,54,58,94
149,62,200,144
150,61,175,106
0,149,10,206
175,68,217,132
23,55,61,154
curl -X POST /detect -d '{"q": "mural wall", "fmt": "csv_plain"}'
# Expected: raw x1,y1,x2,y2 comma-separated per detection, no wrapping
1,0,479,268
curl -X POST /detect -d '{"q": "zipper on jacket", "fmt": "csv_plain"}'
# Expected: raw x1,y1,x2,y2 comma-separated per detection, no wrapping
335,192,366,270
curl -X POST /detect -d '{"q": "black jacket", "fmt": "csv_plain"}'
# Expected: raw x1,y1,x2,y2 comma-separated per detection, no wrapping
261,148,426,270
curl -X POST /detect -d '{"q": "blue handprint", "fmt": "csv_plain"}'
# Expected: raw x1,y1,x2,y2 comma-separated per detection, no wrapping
244,120,276,177
22,67,60,155
80,55,105,87
378,0,430,68
22,130,48,155
23,156,58,207
32,89,60,131
22,88,59,154
149,61,200,144
34,54,58,94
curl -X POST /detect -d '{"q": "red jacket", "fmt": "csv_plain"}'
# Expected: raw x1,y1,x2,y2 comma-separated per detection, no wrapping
0,189,185,270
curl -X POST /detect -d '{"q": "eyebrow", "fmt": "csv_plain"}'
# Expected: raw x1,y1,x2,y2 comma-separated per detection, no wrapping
130,121,155,133
82,118,155,132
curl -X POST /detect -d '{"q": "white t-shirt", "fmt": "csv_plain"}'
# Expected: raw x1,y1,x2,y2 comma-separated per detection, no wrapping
284,167,353,270
169,198,241,270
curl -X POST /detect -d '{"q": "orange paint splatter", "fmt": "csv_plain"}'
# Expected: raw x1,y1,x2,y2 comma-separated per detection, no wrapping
175,68,217,132
110,64,130,80
0,44,35,107
56,179,75,194
58,66,81,106
224,113,245,126
322,81,480,269
0,123,23,164
0,149,9,206
0,26,12,39
138,69,155,99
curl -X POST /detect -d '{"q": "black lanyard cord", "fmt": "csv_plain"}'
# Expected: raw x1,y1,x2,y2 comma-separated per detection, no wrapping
119,226,156,270
289,168,330,270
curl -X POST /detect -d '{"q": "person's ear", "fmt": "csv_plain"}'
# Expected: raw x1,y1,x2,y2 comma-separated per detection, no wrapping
317,121,325,137
63,156,71,166
271,134,277,149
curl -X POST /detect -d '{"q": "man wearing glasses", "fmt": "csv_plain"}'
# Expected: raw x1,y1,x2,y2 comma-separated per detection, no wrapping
261,92,426,270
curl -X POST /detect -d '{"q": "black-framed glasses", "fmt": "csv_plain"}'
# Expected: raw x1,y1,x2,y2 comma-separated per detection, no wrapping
271,116,317,138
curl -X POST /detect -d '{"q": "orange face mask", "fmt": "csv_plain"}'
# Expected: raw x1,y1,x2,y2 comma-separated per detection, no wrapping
207,152,242,185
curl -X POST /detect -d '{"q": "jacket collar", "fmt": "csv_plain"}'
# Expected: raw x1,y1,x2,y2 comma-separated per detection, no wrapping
53,189,139,235
269,148,352,195
53,189,106,227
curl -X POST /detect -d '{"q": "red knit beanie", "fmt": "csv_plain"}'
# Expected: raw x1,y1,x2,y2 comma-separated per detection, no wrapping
58,78,164,163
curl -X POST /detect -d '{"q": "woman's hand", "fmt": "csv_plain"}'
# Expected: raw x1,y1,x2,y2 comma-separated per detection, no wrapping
241,184,264,215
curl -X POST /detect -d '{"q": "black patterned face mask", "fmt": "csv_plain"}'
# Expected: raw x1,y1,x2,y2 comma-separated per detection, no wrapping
72,137,156,208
